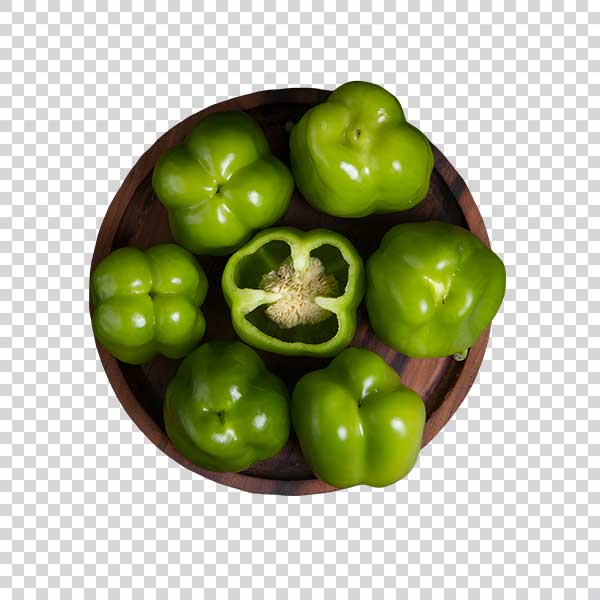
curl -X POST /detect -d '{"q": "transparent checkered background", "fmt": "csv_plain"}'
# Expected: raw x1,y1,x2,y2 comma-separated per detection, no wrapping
2,2,598,597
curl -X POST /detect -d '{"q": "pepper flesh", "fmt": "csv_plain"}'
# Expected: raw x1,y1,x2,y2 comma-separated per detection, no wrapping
291,348,426,488
164,341,290,472
152,111,293,256
222,227,365,357
290,81,434,217
91,244,208,364
366,221,506,358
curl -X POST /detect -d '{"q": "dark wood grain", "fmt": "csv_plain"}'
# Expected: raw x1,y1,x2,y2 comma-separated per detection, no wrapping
91,88,491,495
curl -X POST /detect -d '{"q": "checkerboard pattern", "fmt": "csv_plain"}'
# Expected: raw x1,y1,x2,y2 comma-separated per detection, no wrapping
2,2,598,596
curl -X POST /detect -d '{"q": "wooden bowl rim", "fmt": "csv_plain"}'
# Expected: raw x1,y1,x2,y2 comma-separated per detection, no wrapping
91,87,490,496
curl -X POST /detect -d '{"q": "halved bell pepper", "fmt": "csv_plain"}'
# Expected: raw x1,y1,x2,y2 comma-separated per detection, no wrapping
222,227,365,357
152,111,294,256
291,348,425,488
164,341,290,472
290,81,434,217
91,244,207,364
366,221,506,358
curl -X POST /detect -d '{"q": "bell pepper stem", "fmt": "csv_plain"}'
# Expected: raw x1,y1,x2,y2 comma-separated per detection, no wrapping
453,349,469,362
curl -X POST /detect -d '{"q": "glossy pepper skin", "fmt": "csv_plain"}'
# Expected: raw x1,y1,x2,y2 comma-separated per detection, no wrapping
290,81,434,218
91,244,208,364
366,221,506,358
164,341,290,472
291,348,425,488
222,227,365,357
152,111,294,256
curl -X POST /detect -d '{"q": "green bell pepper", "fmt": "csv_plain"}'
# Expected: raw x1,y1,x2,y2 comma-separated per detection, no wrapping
152,111,294,255
222,227,365,357
291,348,425,488
164,341,290,472
290,81,434,217
91,244,207,364
366,221,506,358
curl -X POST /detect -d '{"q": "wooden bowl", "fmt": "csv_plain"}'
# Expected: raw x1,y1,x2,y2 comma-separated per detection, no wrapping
91,88,490,495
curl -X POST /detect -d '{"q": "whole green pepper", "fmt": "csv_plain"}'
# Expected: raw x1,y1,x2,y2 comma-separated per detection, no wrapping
290,81,434,217
222,227,365,357
366,221,506,358
164,341,290,472
152,111,294,255
291,348,425,488
91,244,207,364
